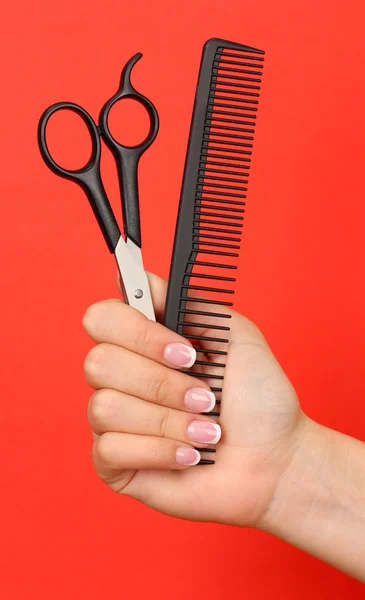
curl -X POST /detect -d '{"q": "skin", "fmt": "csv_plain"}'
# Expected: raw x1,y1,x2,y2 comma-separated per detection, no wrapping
83,272,365,582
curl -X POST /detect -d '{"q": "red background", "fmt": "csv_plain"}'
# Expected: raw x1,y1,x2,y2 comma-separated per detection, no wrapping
1,0,365,597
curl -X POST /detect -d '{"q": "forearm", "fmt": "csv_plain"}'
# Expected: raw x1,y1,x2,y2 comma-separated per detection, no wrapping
260,416,365,581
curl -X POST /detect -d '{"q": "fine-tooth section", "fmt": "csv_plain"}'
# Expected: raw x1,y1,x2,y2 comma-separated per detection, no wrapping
164,39,264,461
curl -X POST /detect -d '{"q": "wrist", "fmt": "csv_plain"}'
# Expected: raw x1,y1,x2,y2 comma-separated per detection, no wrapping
258,415,330,534
258,415,365,580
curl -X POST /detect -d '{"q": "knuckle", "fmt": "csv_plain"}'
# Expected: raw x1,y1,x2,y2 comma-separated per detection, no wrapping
95,433,117,467
147,369,169,405
82,299,120,335
82,302,101,333
157,409,171,438
88,389,112,430
133,318,150,354
84,343,110,383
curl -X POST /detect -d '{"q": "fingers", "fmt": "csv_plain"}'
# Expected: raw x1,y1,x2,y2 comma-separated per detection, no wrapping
84,343,216,413
94,432,203,471
115,270,266,350
88,389,221,446
83,298,198,370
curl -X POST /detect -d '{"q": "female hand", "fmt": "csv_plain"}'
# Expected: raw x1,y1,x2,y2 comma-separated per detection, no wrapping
82,272,304,528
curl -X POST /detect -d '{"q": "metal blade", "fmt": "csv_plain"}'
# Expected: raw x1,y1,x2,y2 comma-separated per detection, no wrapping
114,236,156,321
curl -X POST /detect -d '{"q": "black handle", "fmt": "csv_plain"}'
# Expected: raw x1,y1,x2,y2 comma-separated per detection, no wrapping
99,53,159,248
37,102,121,253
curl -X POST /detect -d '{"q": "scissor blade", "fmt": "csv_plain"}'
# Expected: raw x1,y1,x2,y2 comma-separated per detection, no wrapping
114,236,156,321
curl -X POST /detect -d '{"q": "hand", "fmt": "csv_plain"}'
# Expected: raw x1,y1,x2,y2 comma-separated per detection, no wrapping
82,272,305,527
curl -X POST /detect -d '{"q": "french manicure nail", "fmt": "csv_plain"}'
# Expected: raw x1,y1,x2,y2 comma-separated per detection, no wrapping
176,447,200,466
184,388,216,413
163,343,196,368
187,421,222,445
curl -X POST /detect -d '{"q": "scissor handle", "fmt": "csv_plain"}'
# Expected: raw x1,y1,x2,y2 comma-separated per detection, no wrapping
99,53,159,248
37,102,120,253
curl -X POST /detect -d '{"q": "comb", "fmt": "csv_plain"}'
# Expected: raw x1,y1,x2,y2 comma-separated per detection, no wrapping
164,38,265,464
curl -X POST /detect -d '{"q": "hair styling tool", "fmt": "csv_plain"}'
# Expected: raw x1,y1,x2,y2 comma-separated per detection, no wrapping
37,54,158,320
164,38,265,464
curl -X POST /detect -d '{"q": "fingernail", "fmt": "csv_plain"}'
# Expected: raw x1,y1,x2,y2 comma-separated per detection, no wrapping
176,447,200,466
184,388,216,413
187,421,222,445
163,343,196,368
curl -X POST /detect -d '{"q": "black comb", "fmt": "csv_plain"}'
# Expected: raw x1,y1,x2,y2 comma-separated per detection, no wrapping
164,38,265,464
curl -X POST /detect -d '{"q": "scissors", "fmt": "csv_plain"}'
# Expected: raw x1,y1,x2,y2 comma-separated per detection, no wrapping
37,53,159,321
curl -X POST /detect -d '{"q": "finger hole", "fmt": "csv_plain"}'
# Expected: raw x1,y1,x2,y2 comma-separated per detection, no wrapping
107,97,151,147
45,109,94,171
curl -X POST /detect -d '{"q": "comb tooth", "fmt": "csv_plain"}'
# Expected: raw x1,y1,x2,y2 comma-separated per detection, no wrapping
185,273,236,282
211,83,260,96
193,248,239,257
195,359,226,367
198,459,215,465
201,159,251,171
195,220,243,230
212,77,261,89
215,63,262,75
194,347,228,356
179,320,230,331
195,210,243,220
206,113,256,125
186,333,230,343
196,204,245,213
195,447,217,453
204,131,254,142
186,368,225,377
199,163,250,175
212,78,261,91
198,181,248,192
209,101,257,113
215,65,263,77
193,230,242,248
204,411,221,417
187,260,237,269
203,151,251,163
180,308,232,319
218,51,264,62
182,284,234,294
199,175,249,186
182,298,233,308
193,233,241,242
197,196,246,206
204,138,253,149
201,171,249,181
207,109,256,121
217,46,265,55
212,69,261,83
198,189,247,199
193,233,241,245
204,144,252,156
205,123,255,134
214,58,263,73
196,208,244,218
212,87,260,100
199,174,249,184
210,95,258,107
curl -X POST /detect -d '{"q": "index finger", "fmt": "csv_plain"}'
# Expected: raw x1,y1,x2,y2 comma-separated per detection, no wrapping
83,299,198,370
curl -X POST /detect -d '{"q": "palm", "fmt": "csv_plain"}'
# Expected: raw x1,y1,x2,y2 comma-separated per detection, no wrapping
116,311,301,528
